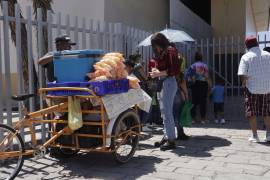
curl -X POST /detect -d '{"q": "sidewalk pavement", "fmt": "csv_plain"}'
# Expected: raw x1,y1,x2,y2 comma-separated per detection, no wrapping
14,120,270,180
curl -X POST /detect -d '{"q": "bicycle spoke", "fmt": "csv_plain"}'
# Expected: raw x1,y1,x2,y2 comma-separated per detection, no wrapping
0,125,24,180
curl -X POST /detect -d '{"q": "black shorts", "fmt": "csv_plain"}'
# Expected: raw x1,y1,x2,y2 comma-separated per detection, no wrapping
214,103,224,113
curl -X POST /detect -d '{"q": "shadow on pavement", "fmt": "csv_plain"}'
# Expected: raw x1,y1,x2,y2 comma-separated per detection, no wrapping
58,153,162,179
171,135,232,158
257,141,270,146
18,153,163,179
190,120,266,130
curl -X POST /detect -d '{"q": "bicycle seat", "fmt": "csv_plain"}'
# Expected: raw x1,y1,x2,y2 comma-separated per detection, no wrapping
11,94,35,101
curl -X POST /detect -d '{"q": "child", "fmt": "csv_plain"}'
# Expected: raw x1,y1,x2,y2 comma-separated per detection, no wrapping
124,59,152,132
212,78,225,124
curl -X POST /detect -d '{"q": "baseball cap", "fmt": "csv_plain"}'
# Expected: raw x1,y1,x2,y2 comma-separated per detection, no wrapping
245,36,258,49
55,34,76,45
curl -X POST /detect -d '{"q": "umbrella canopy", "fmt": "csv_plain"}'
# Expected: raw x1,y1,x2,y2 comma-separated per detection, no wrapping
138,28,195,47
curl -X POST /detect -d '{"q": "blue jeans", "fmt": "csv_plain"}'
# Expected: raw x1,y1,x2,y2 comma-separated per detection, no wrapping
158,76,177,140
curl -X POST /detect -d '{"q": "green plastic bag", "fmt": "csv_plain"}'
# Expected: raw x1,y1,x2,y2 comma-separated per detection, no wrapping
68,96,83,131
179,101,193,127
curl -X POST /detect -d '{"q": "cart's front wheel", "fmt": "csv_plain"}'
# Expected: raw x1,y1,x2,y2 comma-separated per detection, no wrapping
111,109,140,163
0,124,25,180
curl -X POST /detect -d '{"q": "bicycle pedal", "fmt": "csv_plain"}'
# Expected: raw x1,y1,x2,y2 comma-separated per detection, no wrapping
33,145,46,159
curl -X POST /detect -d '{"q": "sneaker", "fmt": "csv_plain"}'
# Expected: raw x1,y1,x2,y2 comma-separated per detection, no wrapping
220,119,226,124
248,135,260,143
142,126,152,132
265,132,270,142
154,137,167,147
214,119,219,124
160,141,176,151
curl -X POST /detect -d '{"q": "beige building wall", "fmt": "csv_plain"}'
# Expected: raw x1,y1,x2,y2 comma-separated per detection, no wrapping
211,0,246,39
246,0,257,36
52,0,105,21
104,0,169,32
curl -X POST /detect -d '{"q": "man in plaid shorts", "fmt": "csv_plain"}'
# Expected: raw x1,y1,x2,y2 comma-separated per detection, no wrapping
238,36,270,143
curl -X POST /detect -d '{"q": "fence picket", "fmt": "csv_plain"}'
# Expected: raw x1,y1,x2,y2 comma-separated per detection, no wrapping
237,36,240,95
37,8,46,142
57,12,61,36
89,19,93,49
65,14,70,36
103,22,108,51
0,11,4,127
231,36,234,95
3,1,12,126
212,38,215,87
206,38,209,67
27,6,35,112
224,37,228,95
74,16,79,49
82,17,86,49
96,20,101,49
109,23,114,51
218,38,221,75
15,4,25,141
47,10,53,51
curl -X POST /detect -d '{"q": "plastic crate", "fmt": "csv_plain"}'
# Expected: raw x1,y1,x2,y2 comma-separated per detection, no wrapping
47,79,129,96
53,49,104,82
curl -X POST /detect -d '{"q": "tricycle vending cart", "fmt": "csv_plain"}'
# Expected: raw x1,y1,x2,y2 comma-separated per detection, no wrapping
0,50,144,180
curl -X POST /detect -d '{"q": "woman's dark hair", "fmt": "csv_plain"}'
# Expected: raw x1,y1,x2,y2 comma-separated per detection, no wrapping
151,33,170,50
195,52,203,62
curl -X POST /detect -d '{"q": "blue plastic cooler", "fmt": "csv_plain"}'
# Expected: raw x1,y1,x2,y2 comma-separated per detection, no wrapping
53,49,104,82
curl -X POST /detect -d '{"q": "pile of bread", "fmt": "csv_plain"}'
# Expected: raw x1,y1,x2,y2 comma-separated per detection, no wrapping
87,52,139,89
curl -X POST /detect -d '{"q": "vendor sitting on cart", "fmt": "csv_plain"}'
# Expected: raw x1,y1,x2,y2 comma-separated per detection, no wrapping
38,34,76,82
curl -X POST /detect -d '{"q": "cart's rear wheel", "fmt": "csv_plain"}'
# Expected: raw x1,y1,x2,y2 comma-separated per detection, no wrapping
0,124,25,180
111,109,140,163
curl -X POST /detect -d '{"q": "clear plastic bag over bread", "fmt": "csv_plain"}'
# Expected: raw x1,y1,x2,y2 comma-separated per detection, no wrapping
87,52,128,81
86,52,140,89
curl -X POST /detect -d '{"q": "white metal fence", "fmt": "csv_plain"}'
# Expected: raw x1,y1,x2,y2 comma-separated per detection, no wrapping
0,2,151,142
177,37,245,97
183,34,270,97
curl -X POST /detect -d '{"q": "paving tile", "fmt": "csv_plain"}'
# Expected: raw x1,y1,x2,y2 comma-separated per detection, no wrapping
174,167,215,177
